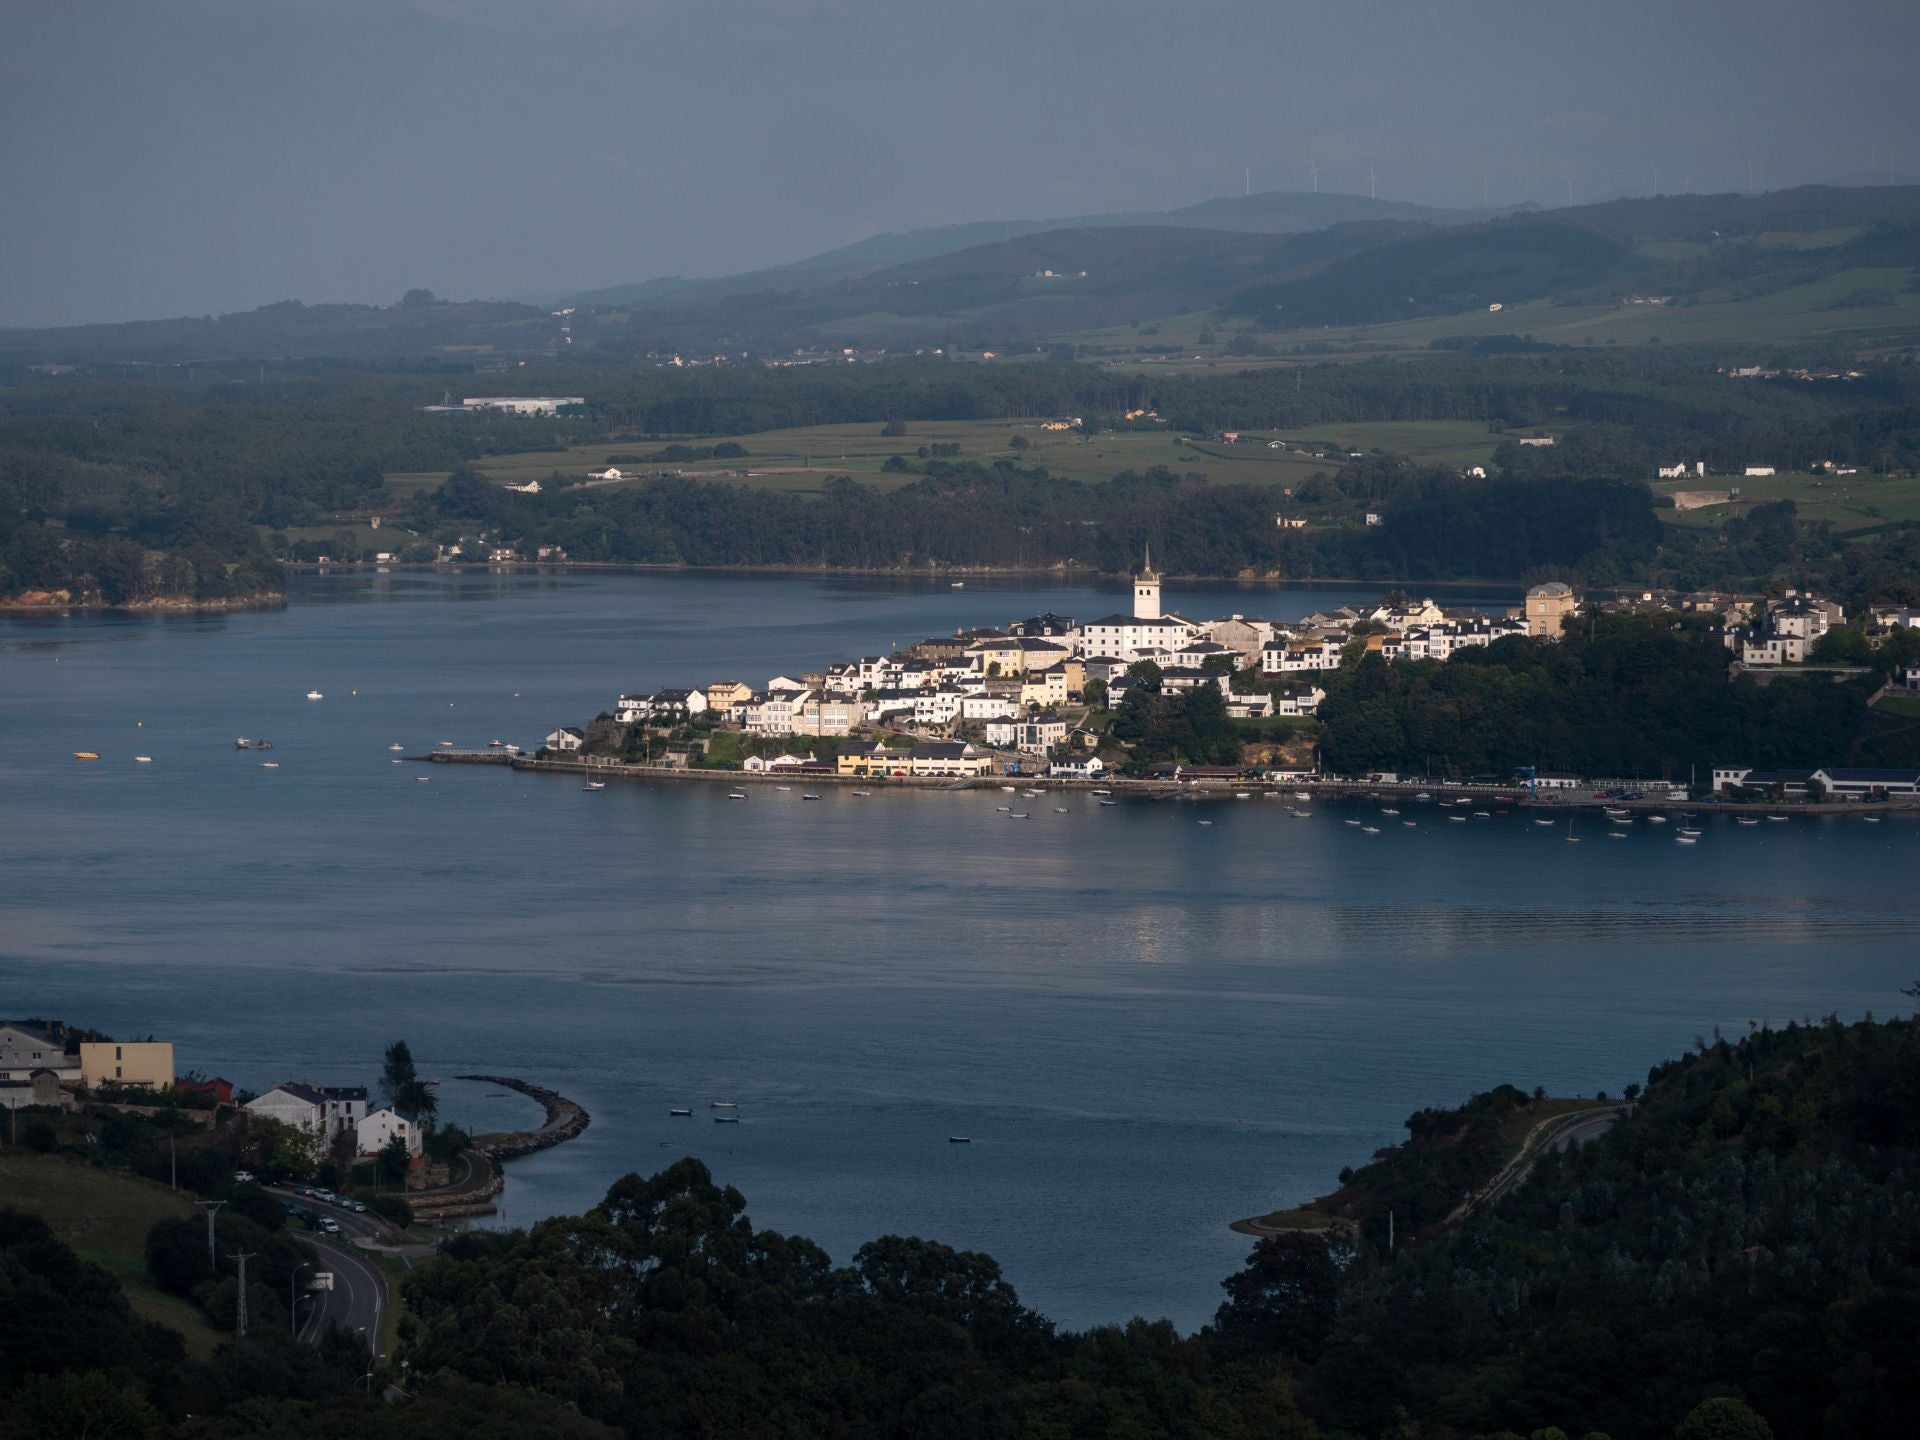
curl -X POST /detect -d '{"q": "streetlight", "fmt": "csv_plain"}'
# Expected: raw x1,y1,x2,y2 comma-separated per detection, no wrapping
291,1262,310,1339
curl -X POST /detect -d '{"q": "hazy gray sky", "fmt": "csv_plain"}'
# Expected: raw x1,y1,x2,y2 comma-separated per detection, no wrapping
4,0,1916,326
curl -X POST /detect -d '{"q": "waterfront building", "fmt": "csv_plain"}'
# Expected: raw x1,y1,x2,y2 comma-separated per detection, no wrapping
0,1021,79,1082
78,1040,174,1090
356,1107,423,1159
246,1082,368,1139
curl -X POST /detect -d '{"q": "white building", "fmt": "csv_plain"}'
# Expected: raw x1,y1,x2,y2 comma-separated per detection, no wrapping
357,1107,423,1158
545,726,585,752
246,1083,367,1140
1048,755,1106,779
459,396,585,416
985,714,1068,754
0,1022,78,1083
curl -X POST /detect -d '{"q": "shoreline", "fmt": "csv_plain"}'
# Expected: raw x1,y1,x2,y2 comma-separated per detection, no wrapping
0,591,286,614
288,559,1532,594
422,753,1920,813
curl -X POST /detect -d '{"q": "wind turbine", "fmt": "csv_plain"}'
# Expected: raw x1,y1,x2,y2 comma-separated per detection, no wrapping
1308,156,1320,193
1244,165,1251,197
1366,162,1378,200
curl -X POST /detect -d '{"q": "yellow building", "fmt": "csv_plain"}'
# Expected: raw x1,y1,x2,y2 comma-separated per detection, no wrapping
1524,582,1578,638
705,681,753,710
79,1041,174,1090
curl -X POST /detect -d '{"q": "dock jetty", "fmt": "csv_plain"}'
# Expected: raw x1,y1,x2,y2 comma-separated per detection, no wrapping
408,1073,590,1223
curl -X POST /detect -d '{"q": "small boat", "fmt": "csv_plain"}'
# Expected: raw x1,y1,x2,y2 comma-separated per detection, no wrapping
1402,820,1417,828
504,745,521,755
1053,806,1068,813
1000,785,1016,793
669,1107,693,1117
1344,818,1361,827
487,739,505,749
1235,791,1251,799
851,790,872,797
73,751,101,761
1415,792,1431,801
1679,827,1702,837
776,785,791,791
711,1101,737,1109
261,761,279,769
727,791,748,800
1737,816,1760,826
1449,814,1467,822
1092,788,1112,796
1766,814,1788,823
1294,791,1311,801
995,805,1011,812
1863,815,1882,823
306,690,323,701
949,1135,972,1143
391,758,402,764
1361,825,1380,834
1196,819,1212,827
416,775,431,782
437,739,455,748
713,1115,740,1124
1098,799,1118,807
801,793,820,801
1676,835,1699,845
584,781,607,791
1291,809,1312,818
387,743,404,752
134,755,152,763
1380,807,1399,816
1608,831,1628,839
1010,812,1030,819
1535,818,1556,826
950,581,965,589
1473,810,1491,818
1021,789,1041,798
1648,815,1668,825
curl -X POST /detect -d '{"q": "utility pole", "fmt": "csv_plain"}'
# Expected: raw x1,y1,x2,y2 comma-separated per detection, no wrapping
231,1250,258,1339
193,1200,226,1271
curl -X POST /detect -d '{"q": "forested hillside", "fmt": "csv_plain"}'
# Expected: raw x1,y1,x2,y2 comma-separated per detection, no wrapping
13,1017,1911,1436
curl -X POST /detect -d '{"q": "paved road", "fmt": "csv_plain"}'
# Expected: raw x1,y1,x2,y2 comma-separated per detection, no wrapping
267,1185,403,1353
1478,1106,1626,1212
297,1234,387,1354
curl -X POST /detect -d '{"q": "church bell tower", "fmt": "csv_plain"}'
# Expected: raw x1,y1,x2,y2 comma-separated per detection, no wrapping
1133,545,1162,620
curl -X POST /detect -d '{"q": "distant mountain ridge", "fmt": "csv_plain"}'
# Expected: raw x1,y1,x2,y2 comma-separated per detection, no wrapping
552,189,1490,312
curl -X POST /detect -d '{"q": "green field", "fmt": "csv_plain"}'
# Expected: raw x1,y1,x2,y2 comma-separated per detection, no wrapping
1654,469,1920,536
0,1152,226,1357
456,416,1499,497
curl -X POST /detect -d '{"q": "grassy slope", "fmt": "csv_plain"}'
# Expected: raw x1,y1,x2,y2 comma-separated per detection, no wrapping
0,1151,226,1358
458,417,1496,496
1654,470,1920,536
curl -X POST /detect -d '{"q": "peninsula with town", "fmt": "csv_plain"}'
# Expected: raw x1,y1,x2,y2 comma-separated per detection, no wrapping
506,557,1920,806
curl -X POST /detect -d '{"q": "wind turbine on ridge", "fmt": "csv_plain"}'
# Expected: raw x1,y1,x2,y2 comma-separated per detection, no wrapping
1308,156,1320,193
1366,162,1379,200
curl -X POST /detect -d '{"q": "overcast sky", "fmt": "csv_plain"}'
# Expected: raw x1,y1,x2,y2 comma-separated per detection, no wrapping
3,0,1916,327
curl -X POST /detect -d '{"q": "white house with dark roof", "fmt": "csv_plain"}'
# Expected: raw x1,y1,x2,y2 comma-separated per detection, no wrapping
0,1022,78,1083
246,1083,368,1139
545,726,585,752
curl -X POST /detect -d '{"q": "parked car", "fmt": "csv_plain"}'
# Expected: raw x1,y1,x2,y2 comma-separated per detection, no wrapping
233,1169,254,1183
349,1201,367,1213
320,1218,341,1234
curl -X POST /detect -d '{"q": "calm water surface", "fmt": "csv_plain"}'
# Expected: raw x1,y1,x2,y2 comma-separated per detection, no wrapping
2,571,1912,1330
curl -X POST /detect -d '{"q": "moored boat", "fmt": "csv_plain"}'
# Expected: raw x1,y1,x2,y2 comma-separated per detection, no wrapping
73,751,101,761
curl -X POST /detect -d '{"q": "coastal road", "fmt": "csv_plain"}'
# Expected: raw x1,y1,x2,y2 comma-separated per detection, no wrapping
1474,1105,1627,1215
298,1234,387,1354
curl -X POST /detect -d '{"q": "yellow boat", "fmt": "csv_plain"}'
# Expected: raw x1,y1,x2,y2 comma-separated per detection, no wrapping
73,751,101,761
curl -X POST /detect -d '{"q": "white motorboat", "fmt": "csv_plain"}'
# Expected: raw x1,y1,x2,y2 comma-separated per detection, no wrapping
387,743,404,752
1098,800,1118,807
1361,825,1380,834
1676,835,1699,845
1197,819,1212,826
711,1100,737,1109
801,793,820,801
260,761,279,769
306,690,323,700
584,781,607,791
727,791,748,800
669,1108,693,1117
135,755,152,763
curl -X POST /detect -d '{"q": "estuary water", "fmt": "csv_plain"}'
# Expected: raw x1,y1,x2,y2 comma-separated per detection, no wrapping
2,569,1913,1331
